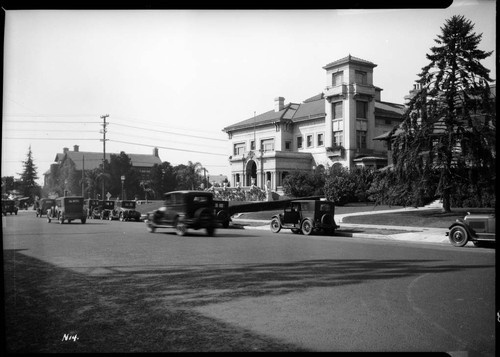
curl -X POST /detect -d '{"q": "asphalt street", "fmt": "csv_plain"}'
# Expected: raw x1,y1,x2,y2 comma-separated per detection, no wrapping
3,211,496,355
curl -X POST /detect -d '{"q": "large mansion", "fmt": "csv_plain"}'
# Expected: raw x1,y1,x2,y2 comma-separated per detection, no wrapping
223,55,405,192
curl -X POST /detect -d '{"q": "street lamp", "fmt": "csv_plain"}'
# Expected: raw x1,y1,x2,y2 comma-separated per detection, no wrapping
121,175,125,200
64,179,68,197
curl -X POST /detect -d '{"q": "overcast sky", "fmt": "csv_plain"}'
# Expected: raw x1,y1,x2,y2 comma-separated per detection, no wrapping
2,1,496,186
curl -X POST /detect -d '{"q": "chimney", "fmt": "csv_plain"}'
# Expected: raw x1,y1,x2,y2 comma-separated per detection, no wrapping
153,147,159,158
274,97,285,112
63,147,69,154
73,145,79,152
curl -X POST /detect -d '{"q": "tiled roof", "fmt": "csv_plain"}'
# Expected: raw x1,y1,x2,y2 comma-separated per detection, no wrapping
225,95,404,132
54,151,162,171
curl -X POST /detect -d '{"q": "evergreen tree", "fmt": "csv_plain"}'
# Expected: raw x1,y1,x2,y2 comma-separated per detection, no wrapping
391,15,495,212
18,146,41,204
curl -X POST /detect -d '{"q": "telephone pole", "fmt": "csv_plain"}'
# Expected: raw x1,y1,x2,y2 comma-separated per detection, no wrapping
100,114,109,200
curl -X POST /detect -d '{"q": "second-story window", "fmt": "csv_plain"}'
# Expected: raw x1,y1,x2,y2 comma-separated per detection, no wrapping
250,140,255,150
234,142,245,155
261,139,275,152
332,102,343,119
356,101,368,119
285,141,291,150
317,133,324,146
306,135,313,148
297,136,303,149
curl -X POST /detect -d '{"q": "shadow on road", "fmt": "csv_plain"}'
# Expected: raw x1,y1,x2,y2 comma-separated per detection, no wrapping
3,249,493,353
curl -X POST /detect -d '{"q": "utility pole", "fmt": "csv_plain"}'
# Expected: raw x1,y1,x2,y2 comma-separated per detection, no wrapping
100,114,109,200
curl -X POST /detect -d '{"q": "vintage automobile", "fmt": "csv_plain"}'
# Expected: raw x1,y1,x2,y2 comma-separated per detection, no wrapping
100,200,115,220
145,190,217,236
47,196,87,224
213,200,231,228
270,199,339,235
2,199,18,216
85,199,101,219
446,212,496,247
35,198,56,218
110,200,141,222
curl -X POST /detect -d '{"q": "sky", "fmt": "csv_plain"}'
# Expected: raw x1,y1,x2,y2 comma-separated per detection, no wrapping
2,1,496,186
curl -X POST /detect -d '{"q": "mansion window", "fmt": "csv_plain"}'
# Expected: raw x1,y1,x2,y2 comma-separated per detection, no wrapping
355,70,367,85
261,138,275,152
234,142,245,155
333,131,343,147
356,101,368,119
285,141,291,150
250,140,255,150
332,101,343,119
297,136,303,149
356,131,367,149
306,135,313,148
356,120,367,149
317,133,324,146
332,71,343,86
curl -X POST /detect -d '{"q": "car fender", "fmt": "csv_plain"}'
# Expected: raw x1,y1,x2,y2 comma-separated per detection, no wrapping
448,221,476,238
271,214,283,225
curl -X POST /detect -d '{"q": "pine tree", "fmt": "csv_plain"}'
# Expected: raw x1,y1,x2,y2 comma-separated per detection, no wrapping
18,145,41,205
391,15,495,212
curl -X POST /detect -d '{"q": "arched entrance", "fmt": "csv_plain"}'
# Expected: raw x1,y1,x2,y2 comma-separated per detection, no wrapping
246,160,257,186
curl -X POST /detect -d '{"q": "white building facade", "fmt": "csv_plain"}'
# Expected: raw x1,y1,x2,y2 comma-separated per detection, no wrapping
223,55,405,192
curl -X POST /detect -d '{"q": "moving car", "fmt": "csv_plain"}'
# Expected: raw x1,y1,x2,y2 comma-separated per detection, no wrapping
47,196,87,224
446,212,495,247
270,199,339,235
2,199,18,216
145,190,216,236
85,199,101,219
214,200,231,228
111,200,141,222
100,200,115,220
35,198,56,217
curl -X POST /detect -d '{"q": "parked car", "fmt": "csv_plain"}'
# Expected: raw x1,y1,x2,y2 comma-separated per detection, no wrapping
35,198,56,217
100,200,115,220
270,199,339,235
2,199,18,216
145,190,217,236
47,196,87,224
111,200,141,222
85,199,101,219
214,200,231,228
446,212,495,247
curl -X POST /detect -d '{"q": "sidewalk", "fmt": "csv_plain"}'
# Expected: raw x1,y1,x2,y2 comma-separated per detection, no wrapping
231,204,451,245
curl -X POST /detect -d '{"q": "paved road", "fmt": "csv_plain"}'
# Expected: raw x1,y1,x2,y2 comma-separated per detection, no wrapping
3,213,496,355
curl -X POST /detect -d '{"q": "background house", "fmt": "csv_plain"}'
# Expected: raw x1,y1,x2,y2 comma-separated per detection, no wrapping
43,145,162,190
223,55,405,192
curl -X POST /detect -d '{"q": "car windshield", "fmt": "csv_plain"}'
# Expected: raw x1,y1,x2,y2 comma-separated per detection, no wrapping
103,201,114,209
193,196,210,204
121,201,136,209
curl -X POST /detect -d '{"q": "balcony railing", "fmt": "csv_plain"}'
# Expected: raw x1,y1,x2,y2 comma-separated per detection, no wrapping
353,83,375,97
324,84,347,98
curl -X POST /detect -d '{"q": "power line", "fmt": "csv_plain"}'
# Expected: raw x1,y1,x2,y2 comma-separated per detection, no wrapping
109,139,227,157
110,130,225,149
3,120,101,124
112,122,226,142
2,137,99,140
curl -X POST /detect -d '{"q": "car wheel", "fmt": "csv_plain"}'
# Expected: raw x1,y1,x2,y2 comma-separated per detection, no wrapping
270,218,281,233
449,226,468,247
174,218,187,236
206,226,215,236
147,222,156,233
301,219,313,236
